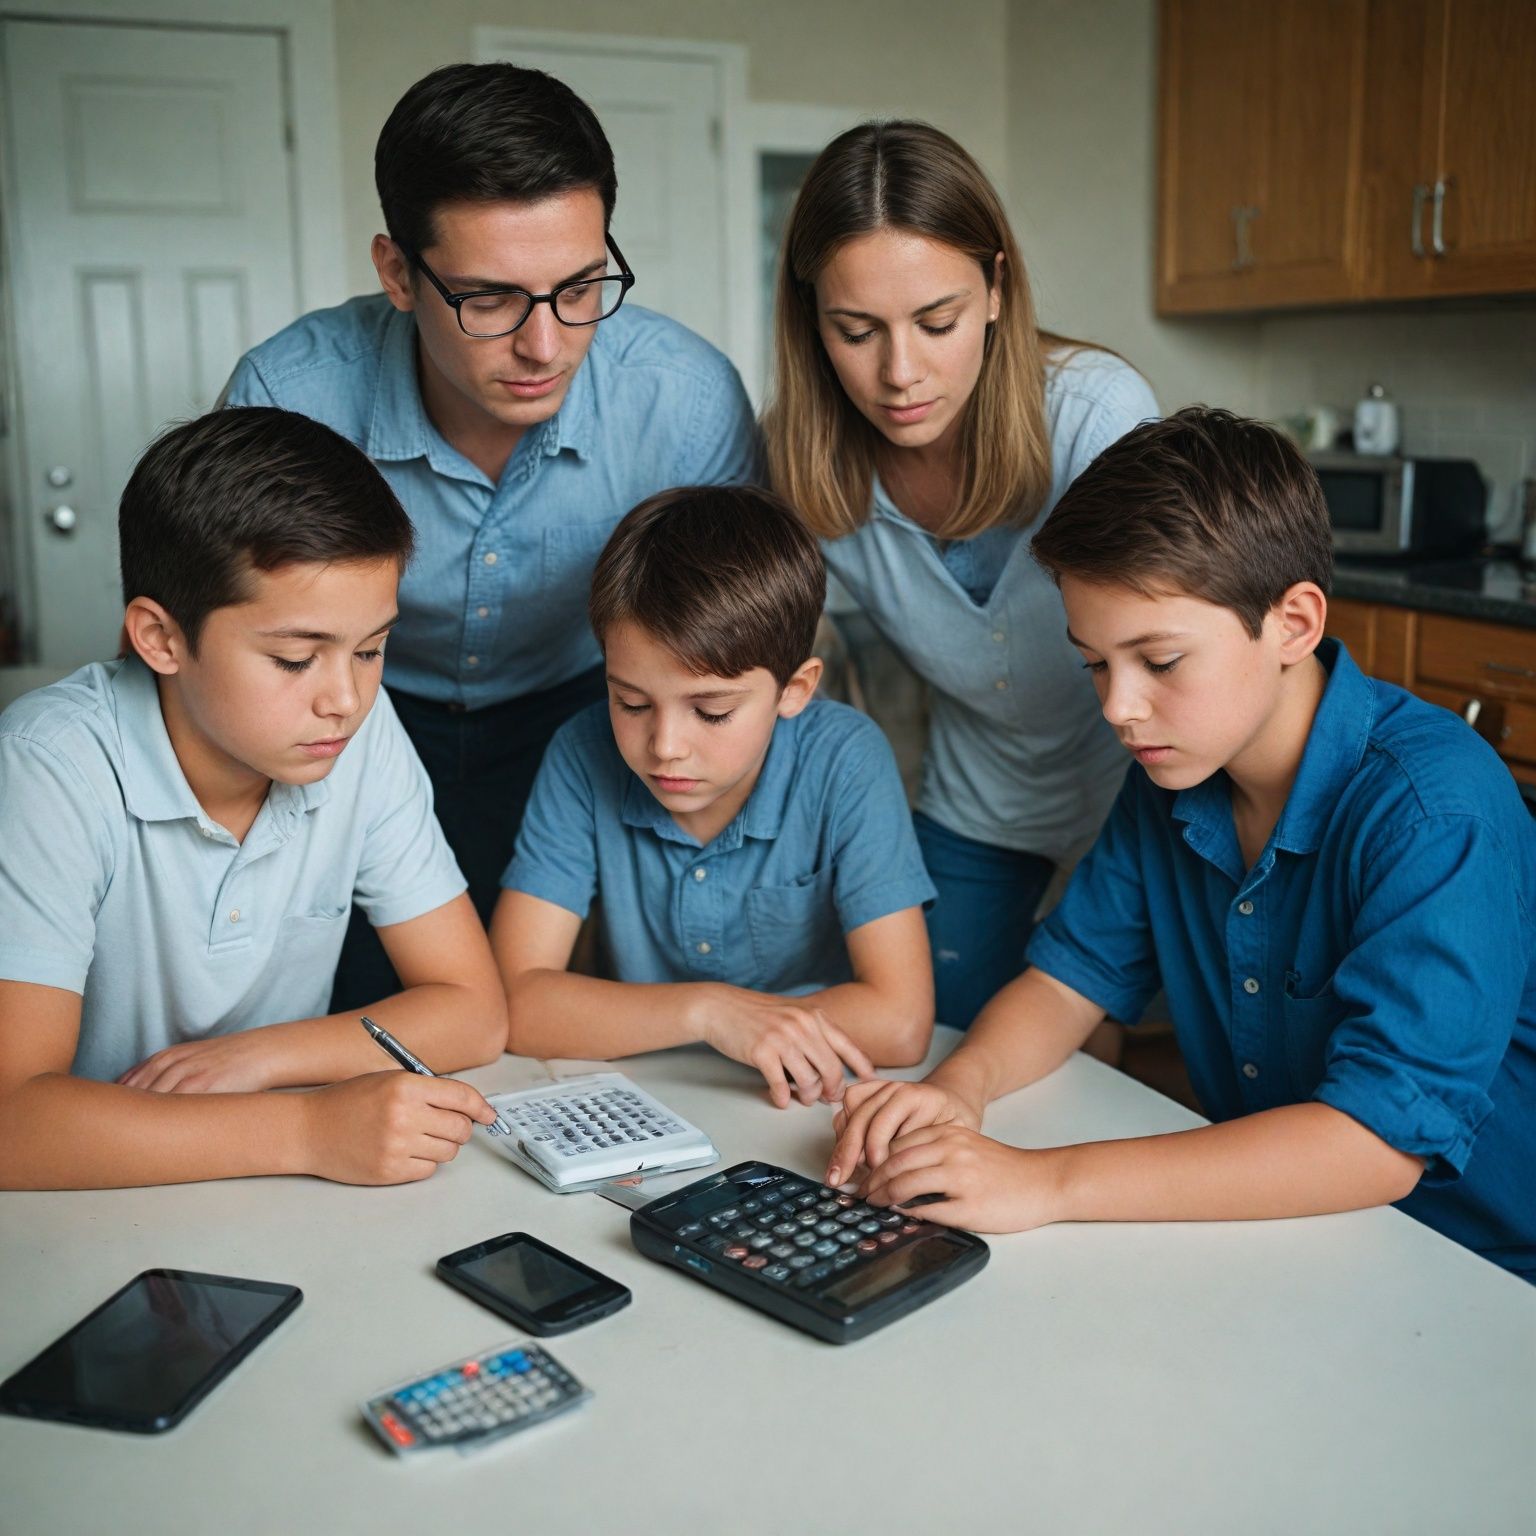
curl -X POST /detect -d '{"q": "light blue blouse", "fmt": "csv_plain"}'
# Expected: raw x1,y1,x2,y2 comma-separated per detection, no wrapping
822,349,1159,862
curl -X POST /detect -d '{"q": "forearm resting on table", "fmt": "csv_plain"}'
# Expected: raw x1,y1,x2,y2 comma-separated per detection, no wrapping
929,967,1108,1109
1048,1101,1425,1224
799,979,930,1067
238,982,503,1088
0,1073,310,1188
505,969,713,1059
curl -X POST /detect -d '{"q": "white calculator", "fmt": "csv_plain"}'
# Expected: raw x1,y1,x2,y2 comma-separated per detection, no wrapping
485,1072,718,1193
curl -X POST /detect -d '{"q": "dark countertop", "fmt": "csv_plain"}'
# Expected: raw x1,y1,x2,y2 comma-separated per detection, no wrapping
1332,556,1536,630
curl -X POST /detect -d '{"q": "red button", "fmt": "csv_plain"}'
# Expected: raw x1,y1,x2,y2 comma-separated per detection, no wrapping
742,1255,768,1269
723,1244,749,1259
901,1222,921,1234
857,1239,879,1253
461,1360,480,1376
380,1411,415,1446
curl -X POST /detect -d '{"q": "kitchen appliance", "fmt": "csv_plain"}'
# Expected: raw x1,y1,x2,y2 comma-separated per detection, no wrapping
1353,382,1401,456
1309,452,1485,558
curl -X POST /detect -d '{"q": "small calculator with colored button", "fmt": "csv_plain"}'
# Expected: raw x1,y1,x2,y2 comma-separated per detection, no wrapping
361,1342,589,1457
630,1161,989,1344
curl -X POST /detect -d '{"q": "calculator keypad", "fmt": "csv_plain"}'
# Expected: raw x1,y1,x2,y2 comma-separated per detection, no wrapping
364,1344,588,1456
499,1085,689,1159
670,1182,931,1297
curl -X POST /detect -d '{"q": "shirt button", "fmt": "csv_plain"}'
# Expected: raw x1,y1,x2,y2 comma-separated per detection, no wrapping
229,909,241,924
483,552,498,566
466,656,479,667
696,941,712,955
476,606,489,619
992,630,1006,644
994,679,1008,691
693,868,707,882
1243,977,1260,995
1238,900,1254,916
1242,1062,1259,1080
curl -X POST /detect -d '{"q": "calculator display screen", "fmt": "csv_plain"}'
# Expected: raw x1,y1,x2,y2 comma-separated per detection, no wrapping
822,1235,965,1309
458,1244,600,1314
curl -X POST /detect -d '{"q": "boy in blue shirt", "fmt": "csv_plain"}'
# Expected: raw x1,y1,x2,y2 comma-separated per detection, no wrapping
827,407,1536,1282
492,485,936,1108
0,408,505,1189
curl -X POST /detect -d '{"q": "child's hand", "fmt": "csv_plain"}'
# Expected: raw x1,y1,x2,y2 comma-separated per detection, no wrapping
299,1071,498,1185
860,1125,1061,1233
696,986,875,1108
118,1031,280,1094
826,1078,982,1185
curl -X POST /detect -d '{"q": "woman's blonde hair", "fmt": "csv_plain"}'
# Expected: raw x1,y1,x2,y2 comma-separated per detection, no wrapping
764,120,1071,541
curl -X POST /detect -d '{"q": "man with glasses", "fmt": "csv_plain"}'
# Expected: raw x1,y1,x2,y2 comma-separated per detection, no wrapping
224,63,759,1008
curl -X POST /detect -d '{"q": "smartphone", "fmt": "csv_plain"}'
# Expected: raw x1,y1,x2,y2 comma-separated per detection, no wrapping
436,1232,631,1336
0,1269,302,1434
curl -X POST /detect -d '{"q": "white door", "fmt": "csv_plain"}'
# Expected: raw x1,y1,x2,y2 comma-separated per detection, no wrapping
476,33,727,356
2,19,299,670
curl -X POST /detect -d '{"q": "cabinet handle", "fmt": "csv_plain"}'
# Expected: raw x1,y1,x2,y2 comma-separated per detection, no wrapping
1230,205,1259,271
1410,183,1429,258
1463,698,1483,728
1484,659,1536,681
1430,179,1448,257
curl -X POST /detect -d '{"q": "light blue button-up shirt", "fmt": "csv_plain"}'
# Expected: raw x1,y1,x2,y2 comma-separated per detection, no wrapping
502,698,936,993
0,659,465,1083
224,296,760,706
823,349,1159,862
1029,641,1536,1281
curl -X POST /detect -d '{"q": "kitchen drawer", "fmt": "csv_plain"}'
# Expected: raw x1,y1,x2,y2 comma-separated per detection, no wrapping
1326,598,1412,684
1414,682,1536,776
1414,614,1536,704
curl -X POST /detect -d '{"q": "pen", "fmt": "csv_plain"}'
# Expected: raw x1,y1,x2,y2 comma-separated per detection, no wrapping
360,1015,512,1136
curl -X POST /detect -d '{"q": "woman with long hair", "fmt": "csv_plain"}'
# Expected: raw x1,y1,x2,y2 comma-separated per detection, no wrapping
764,120,1158,1029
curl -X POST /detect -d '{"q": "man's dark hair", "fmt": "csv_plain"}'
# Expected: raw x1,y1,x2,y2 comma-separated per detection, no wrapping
1030,405,1333,639
375,63,617,255
120,407,414,652
589,486,826,687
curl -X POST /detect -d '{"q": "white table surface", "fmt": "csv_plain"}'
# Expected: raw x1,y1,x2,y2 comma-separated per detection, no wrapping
2,1030,1532,1536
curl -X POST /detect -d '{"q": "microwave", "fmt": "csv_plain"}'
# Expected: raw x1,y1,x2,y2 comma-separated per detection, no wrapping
1309,452,1485,558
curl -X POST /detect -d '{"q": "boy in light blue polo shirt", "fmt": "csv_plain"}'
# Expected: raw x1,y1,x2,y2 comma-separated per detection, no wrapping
826,408,1536,1283
492,486,936,1109
0,408,505,1190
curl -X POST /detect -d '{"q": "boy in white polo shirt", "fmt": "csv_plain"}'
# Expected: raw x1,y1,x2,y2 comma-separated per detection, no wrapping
0,408,505,1189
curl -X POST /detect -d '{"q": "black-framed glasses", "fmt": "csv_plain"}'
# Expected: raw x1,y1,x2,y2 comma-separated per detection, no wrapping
402,235,636,338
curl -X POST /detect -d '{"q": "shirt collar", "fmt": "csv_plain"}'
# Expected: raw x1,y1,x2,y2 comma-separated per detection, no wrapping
1171,639,1370,862
111,656,329,835
1267,638,1372,855
619,711,801,851
365,307,598,472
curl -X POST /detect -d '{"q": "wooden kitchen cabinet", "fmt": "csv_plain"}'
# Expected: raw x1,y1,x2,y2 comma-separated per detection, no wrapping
1157,0,1368,314
1327,596,1536,790
1158,0,1536,314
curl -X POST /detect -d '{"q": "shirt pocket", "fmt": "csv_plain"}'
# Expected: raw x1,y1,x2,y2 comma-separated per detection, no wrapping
541,524,616,634
745,874,844,993
274,904,350,988
1281,974,1348,1099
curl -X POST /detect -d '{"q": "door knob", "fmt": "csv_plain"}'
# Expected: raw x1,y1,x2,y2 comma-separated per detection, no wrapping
47,465,73,488
46,505,77,534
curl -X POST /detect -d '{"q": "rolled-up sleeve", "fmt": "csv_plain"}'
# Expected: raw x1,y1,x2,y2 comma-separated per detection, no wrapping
1314,812,1525,1181
1026,771,1161,1024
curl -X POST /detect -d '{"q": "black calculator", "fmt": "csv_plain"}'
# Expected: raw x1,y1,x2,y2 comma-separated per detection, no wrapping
630,1160,988,1344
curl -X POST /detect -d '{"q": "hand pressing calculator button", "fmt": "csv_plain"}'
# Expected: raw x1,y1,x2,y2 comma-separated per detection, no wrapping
631,1161,989,1344
361,1342,590,1457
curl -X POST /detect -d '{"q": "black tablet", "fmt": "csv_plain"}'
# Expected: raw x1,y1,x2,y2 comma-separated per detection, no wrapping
0,1269,302,1434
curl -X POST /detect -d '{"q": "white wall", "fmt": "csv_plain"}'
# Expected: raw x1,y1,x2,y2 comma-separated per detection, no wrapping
332,0,1010,296
1004,0,1261,416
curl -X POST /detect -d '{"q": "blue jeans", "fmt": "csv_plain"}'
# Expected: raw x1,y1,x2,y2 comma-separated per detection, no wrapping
328,665,607,1013
913,811,1056,1030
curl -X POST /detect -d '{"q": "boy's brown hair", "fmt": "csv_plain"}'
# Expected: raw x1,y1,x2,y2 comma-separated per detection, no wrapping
1030,406,1333,639
588,485,826,686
